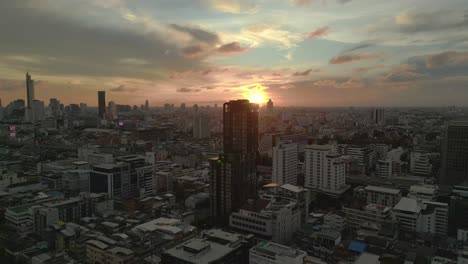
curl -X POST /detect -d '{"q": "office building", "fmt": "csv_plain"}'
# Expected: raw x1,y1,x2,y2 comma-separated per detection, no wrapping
441,120,468,185
410,151,432,177
161,229,254,264
145,100,149,111
98,91,106,119
449,186,468,236
272,143,298,185
210,99,258,226
304,145,348,195
249,242,306,264
193,113,210,139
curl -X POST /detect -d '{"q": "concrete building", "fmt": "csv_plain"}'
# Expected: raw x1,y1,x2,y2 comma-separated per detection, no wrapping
305,145,349,195
86,240,134,264
229,198,301,244
193,113,210,139
343,203,392,229
441,120,468,185
376,159,393,178
408,185,438,202
249,241,306,264
272,143,298,185
392,197,448,235
372,108,385,126
354,185,402,207
410,151,432,177
161,229,254,264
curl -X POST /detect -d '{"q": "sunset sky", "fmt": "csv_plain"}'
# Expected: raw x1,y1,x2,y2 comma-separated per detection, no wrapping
1,0,468,106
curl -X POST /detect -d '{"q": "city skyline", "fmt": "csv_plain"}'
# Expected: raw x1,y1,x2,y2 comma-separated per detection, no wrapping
1,0,468,107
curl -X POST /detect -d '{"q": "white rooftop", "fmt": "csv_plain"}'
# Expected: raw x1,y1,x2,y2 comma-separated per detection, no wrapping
280,184,304,193
365,185,400,195
394,197,421,213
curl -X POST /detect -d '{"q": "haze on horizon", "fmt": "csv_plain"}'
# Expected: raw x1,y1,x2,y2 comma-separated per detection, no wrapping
1,0,468,107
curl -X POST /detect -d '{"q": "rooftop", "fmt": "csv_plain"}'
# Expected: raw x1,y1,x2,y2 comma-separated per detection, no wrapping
394,197,421,213
365,185,401,195
251,242,305,259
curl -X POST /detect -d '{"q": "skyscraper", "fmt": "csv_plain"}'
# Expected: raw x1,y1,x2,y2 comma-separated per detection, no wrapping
441,120,468,185
26,72,35,108
210,99,258,226
145,100,149,111
98,91,106,118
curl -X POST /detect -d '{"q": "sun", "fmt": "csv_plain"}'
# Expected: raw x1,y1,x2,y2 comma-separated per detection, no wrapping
241,84,268,105
248,91,267,105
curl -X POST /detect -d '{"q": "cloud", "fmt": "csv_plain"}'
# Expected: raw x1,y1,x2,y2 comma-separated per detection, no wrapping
290,0,313,7
170,24,220,44
110,85,140,92
329,53,384,64
425,51,468,68
305,26,329,39
177,87,201,93
182,45,208,58
292,69,313,76
242,22,302,49
344,43,374,53
395,10,468,33
208,0,258,14
337,0,352,3
215,42,251,54
0,1,205,78
118,58,149,66
0,80,21,91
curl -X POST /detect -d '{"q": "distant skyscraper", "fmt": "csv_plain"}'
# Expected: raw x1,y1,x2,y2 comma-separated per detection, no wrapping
26,72,35,108
441,120,468,185
193,113,210,139
372,108,385,125
210,99,258,225
145,100,149,111
98,91,106,118
266,99,274,113
108,101,117,120
272,143,298,185
180,103,186,110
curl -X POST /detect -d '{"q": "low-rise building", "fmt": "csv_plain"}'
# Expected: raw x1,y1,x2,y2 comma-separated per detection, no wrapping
161,229,254,264
250,241,306,264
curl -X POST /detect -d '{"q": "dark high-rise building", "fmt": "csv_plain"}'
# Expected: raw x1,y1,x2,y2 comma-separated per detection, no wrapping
26,72,35,108
266,99,274,113
210,99,259,226
145,100,149,111
441,120,468,185
372,108,385,125
98,91,106,118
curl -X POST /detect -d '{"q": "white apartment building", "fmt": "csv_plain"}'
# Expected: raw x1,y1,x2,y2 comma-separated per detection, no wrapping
272,143,298,185
376,159,393,178
343,203,392,229
354,185,402,207
410,151,432,177
392,197,448,235
229,198,301,244
408,185,438,202
249,242,306,264
305,145,348,195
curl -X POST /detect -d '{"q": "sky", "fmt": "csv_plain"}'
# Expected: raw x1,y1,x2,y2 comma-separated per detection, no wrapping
1,0,468,107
